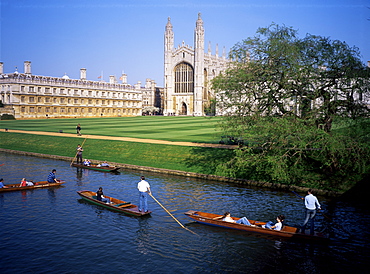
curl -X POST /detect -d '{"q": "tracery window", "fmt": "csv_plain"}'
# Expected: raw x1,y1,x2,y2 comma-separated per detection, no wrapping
174,62,194,93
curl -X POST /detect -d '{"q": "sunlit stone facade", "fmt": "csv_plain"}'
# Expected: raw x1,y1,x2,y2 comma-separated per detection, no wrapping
0,61,158,119
164,13,230,116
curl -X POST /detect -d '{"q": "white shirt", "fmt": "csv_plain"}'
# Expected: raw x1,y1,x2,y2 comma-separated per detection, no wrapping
305,194,321,210
274,222,282,231
137,180,150,192
222,216,235,223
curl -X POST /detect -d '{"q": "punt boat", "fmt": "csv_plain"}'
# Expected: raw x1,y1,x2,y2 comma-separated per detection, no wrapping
184,210,328,241
71,163,120,172
0,180,65,192
77,190,151,217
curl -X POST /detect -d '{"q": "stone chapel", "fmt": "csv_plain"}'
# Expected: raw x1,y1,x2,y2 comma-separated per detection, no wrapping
163,13,229,116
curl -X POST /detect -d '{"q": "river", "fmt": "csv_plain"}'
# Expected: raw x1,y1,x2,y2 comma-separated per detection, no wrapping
0,152,369,273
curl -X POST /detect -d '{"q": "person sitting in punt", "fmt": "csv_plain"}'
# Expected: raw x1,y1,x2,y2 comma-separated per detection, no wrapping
96,187,111,204
100,161,110,167
262,215,285,231
83,159,91,166
213,212,252,226
20,178,34,187
20,178,27,187
0,178,8,188
47,169,58,183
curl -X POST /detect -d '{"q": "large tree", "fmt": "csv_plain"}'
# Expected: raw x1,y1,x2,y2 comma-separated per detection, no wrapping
211,24,370,190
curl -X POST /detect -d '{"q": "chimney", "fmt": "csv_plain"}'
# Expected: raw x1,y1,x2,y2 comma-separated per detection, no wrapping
0,62,3,74
145,78,152,88
134,81,142,89
80,68,86,80
24,61,31,74
121,73,127,84
109,75,116,84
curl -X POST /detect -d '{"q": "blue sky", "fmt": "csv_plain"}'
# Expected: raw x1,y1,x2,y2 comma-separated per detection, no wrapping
1,0,369,86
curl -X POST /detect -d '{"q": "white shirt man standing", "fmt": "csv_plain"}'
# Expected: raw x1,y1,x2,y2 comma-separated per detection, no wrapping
137,176,151,212
301,189,321,235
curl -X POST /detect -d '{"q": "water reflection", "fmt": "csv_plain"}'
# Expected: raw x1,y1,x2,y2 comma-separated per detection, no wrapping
76,168,83,185
20,190,28,202
136,218,151,255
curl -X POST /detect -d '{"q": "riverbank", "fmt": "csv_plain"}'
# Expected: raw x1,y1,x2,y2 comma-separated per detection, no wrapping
0,147,342,197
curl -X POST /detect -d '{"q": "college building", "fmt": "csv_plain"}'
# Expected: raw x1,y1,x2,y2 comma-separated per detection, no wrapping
0,14,229,119
0,61,162,119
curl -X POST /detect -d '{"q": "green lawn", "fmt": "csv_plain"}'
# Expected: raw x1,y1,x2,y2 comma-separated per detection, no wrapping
0,116,223,143
0,132,214,172
0,116,230,174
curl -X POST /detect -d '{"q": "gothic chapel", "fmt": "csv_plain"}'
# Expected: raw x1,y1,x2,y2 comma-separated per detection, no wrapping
163,13,229,116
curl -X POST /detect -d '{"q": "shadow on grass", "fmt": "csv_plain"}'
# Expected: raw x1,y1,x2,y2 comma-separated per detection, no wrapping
184,146,235,175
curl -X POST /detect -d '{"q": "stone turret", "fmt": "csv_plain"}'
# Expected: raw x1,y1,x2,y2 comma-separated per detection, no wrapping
109,75,116,84
24,61,31,74
120,72,127,84
80,68,86,80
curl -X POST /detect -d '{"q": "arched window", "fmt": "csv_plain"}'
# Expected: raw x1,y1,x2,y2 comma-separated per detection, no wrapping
203,68,208,100
174,62,194,93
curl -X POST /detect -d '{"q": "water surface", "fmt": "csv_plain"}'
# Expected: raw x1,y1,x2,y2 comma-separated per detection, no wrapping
0,152,369,273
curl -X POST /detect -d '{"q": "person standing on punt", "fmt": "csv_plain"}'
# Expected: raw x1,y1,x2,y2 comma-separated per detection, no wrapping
300,189,321,235
47,169,58,183
137,176,151,212
76,144,83,164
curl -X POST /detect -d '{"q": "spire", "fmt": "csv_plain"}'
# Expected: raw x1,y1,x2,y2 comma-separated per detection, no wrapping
195,12,204,30
166,16,172,30
208,41,211,54
194,12,204,50
216,43,219,57
165,16,174,52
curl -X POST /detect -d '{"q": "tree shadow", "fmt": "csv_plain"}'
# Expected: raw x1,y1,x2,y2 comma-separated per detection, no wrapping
184,146,235,174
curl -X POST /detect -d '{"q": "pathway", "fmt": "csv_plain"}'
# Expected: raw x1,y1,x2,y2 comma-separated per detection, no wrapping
7,129,237,149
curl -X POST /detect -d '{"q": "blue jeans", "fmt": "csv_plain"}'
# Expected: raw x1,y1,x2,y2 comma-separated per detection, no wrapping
98,197,110,204
139,192,148,212
301,209,316,234
236,217,251,225
265,221,274,229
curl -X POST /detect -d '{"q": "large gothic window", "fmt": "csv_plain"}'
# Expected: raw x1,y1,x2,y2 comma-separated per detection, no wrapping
174,62,194,93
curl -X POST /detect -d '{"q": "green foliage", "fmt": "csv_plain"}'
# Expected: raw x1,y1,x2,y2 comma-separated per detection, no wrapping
210,23,370,191
204,97,217,116
0,114,15,120
211,115,370,191
213,23,370,132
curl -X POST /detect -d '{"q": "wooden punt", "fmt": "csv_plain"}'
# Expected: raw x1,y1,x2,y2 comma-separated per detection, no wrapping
71,163,120,172
184,210,328,241
0,180,66,192
77,190,151,217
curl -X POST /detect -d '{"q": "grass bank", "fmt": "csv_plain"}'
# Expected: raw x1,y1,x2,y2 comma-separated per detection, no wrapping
0,132,224,173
